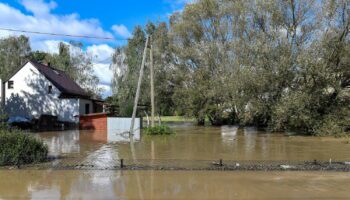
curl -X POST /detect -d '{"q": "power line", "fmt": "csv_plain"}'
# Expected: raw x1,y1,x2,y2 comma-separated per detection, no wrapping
0,27,129,41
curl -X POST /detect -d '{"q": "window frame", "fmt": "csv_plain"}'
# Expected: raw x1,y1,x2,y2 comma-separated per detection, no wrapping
8,81,14,89
48,85,53,94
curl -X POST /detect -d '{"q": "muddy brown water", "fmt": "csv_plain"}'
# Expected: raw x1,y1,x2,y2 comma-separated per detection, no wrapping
1,125,350,199
33,125,350,169
0,170,350,199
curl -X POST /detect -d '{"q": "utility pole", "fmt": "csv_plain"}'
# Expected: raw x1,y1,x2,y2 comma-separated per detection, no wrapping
130,36,150,135
150,36,155,127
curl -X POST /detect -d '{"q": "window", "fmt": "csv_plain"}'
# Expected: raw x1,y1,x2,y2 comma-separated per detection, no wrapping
48,85,53,94
85,104,90,115
8,81,14,89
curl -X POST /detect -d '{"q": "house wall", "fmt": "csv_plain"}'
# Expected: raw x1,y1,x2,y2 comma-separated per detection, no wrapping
79,99,93,115
4,62,80,123
0,79,4,109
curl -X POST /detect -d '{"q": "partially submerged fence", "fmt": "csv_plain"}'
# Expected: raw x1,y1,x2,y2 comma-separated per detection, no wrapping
79,114,142,142
26,158,350,172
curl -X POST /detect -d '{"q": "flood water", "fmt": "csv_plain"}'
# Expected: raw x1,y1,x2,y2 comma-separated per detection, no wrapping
35,125,350,168
1,124,350,199
1,170,350,199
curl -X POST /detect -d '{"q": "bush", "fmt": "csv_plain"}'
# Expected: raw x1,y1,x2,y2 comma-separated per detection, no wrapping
0,129,48,166
144,125,174,135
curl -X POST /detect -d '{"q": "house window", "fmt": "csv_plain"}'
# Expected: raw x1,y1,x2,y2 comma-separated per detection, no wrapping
48,85,53,94
85,104,90,115
8,81,14,89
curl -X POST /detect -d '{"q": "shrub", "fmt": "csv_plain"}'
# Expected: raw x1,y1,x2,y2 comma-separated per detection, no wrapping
144,125,174,135
0,129,48,166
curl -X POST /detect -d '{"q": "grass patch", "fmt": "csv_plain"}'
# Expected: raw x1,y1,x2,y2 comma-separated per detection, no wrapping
0,129,48,166
145,116,195,123
144,125,174,135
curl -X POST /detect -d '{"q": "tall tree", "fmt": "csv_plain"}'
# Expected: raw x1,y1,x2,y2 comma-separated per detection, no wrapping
0,35,31,79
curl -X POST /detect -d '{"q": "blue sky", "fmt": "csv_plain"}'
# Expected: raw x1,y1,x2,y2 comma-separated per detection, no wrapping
0,0,191,97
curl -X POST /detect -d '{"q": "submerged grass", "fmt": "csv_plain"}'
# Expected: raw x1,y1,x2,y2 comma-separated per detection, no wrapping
144,125,174,135
144,116,195,123
0,129,48,166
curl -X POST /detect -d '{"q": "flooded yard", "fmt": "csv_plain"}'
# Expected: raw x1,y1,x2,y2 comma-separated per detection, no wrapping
2,124,350,199
35,125,350,169
1,170,350,199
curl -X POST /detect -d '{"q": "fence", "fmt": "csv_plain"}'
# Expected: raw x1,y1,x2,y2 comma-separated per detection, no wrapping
28,158,350,172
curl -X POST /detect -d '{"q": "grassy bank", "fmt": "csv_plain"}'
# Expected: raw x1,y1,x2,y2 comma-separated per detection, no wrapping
0,129,48,166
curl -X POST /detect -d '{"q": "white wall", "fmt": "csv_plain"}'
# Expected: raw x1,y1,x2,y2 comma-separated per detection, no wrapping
107,117,141,142
0,79,2,108
4,62,80,123
79,99,93,115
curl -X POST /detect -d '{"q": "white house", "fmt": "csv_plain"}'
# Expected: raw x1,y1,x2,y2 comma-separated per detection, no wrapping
0,61,97,123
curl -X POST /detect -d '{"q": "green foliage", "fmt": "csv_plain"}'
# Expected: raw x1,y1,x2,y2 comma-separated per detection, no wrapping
158,116,195,123
144,125,174,135
111,22,176,116
93,0,350,135
0,129,48,166
0,113,8,130
0,35,31,80
44,42,102,97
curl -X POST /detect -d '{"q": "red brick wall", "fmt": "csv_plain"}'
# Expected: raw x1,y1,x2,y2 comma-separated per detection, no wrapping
79,113,107,130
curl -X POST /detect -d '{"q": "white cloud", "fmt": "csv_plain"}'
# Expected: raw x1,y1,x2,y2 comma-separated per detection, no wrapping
93,63,113,85
21,0,57,17
98,84,112,97
87,44,115,63
0,2,113,41
111,24,132,38
86,44,114,97
31,40,68,53
87,45,114,97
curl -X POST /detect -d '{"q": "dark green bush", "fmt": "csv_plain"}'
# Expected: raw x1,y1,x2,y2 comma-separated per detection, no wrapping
144,125,174,135
0,129,48,166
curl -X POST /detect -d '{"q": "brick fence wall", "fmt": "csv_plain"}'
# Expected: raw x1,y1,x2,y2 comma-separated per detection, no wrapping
79,113,107,130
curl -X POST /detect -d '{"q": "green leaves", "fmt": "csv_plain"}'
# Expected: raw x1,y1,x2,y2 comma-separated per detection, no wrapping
0,129,48,166
143,125,174,135
113,0,349,135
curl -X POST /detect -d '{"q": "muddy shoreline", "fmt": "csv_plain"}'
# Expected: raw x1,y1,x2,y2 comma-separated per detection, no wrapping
3,160,350,172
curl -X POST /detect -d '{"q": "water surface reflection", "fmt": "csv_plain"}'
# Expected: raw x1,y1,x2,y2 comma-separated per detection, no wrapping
36,125,350,168
1,170,350,200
